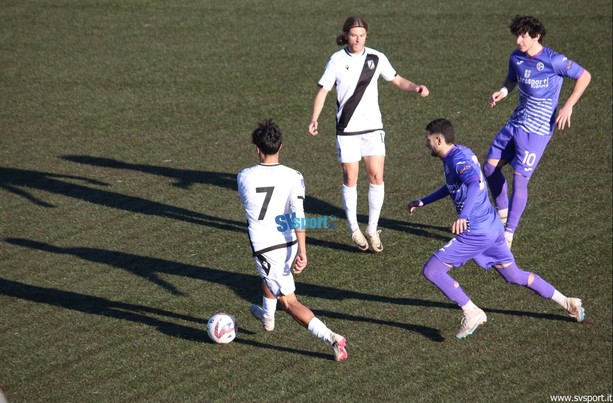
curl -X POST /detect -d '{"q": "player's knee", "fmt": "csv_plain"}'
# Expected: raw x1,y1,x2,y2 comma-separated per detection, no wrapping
422,258,447,282
369,172,384,185
422,263,436,282
421,261,436,281
277,296,294,312
278,300,290,312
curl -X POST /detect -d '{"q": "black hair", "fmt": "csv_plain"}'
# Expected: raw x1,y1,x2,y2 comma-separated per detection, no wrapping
510,15,546,42
251,119,282,155
425,118,455,144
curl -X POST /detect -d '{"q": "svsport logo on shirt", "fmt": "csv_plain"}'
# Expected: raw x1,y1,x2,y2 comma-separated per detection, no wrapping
275,213,336,231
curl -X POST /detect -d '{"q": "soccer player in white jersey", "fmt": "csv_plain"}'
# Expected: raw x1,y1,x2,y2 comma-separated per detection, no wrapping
238,119,348,362
485,15,591,249
308,16,429,252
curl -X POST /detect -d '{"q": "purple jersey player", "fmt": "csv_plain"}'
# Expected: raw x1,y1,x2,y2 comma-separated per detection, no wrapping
484,15,591,249
407,118,585,339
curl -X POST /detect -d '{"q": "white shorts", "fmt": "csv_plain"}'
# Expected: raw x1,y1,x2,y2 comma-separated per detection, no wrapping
336,130,386,163
254,243,298,297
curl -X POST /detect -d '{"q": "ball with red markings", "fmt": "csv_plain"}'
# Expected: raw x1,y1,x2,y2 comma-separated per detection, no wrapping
206,312,237,344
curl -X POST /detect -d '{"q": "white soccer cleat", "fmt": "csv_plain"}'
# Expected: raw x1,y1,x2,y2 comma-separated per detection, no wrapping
366,230,383,253
504,231,514,250
250,304,275,332
330,332,348,362
456,308,487,339
351,229,369,251
565,298,585,322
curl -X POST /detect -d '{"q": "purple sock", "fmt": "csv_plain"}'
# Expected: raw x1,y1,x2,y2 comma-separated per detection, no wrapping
484,162,508,211
496,262,554,298
422,256,470,307
506,173,530,233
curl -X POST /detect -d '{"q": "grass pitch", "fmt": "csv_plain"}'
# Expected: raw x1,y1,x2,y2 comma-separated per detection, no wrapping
1,0,611,401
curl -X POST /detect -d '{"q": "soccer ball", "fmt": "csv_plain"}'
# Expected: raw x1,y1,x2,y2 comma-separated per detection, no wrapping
206,312,237,344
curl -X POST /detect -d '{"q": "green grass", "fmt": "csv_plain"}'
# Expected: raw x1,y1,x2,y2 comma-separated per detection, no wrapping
1,0,611,401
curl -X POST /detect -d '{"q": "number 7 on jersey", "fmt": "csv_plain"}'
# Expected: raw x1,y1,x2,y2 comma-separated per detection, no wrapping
256,186,274,220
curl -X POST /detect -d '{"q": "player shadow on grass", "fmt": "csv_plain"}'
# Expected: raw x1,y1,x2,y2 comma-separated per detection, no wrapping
313,309,445,342
5,238,574,325
61,155,238,190
0,276,338,359
60,156,451,243
0,166,245,233
0,277,211,342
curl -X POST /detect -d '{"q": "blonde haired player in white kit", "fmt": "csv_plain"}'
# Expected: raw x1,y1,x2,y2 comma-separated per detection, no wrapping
308,16,429,252
238,119,348,362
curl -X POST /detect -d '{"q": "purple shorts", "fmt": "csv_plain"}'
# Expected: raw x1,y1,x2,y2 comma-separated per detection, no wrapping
434,227,514,269
486,123,552,178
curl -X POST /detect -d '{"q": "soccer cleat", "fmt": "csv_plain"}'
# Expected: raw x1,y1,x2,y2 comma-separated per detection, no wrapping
565,298,585,322
504,231,514,250
366,230,383,252
330,333,348,362
250,304,275,332
456,308,487,339
351,229,369,251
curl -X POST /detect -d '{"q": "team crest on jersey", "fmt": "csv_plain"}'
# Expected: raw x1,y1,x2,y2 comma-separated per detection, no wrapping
524,69,531,79
536,62,544,71
367,60,375,70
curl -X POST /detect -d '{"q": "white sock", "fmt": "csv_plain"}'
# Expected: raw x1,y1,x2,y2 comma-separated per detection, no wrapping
366,182,384,234
307,317,333,345
262,297,277,318
342,184,359,233
461,300,479,312
551,290,567,308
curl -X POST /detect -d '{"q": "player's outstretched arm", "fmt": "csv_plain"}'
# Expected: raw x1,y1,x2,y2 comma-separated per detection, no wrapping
391,75,429,97
406,200,424,215
407,184,450,216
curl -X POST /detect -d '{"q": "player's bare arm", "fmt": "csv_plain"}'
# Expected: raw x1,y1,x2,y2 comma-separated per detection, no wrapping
556,69,591,130
292,229,308,273
489,79,516,107
308,87,330,136
391,75,430,97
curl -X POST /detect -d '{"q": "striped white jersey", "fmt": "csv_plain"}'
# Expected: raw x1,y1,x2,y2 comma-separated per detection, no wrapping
318,46,397,135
